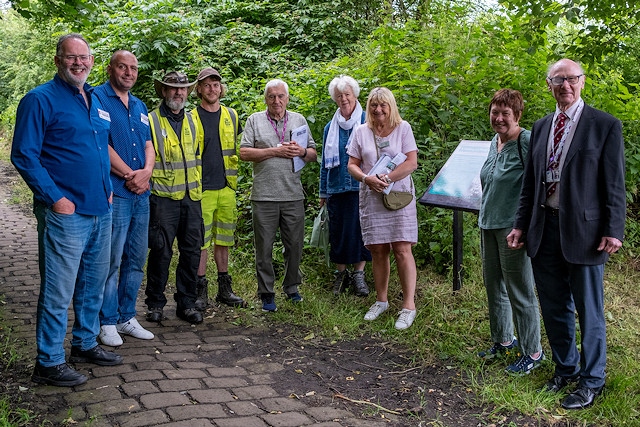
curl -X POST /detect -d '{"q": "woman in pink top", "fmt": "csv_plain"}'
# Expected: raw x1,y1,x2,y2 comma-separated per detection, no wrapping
346,87,419,330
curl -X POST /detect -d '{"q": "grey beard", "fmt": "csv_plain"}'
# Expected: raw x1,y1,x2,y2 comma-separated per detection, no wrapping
166,98,185,111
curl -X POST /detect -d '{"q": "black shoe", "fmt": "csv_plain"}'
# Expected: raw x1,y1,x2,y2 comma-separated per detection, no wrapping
350,271,370,297
195,277,209,311
478,338,519,359
32,362,88,387
541,374,580,393
69,345,124,366
146,307,163,323
561,385,603,410
215,274,246,307
332,270,350,295
177,308,203,324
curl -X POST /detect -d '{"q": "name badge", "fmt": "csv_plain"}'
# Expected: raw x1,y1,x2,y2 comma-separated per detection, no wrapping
546,170,560,183
141,113,149,126
377,139,390,149
97,109,111,122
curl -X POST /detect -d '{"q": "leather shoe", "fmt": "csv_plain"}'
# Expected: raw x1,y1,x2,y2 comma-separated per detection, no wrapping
32,362,87,387
177,308,203,324
69,345,124,366
541,374,579,393
561,385,603,410
146,307,163,323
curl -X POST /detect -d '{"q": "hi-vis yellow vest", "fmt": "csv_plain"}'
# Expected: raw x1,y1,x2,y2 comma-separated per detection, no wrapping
192,106,239,190
149,109,202,201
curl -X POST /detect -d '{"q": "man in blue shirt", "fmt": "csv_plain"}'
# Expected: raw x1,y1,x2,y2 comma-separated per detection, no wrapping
93,50,155,347
11,33,123,387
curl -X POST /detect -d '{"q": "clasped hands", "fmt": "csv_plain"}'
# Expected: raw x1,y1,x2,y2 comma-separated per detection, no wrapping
123,168,152,195
368,173,391,193
277,141,304,159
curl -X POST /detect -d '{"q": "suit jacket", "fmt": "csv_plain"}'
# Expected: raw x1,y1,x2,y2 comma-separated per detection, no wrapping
514,104,626,265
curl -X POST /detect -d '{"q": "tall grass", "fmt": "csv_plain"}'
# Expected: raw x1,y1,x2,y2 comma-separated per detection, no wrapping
0,322,39,427
218,237,640,426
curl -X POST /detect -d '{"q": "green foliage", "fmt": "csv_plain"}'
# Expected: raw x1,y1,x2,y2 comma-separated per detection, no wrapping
4,0,640,260
499,0,640,65
8,0,384,109
0,9,55,127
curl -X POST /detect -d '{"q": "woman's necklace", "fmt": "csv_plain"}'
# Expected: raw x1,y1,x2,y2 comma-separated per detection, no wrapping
374,124,392,138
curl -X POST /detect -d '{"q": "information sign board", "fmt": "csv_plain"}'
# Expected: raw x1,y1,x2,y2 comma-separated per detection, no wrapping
419,140,491,212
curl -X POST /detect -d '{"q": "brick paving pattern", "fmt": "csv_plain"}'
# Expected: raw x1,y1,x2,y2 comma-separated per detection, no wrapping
0,186,393,427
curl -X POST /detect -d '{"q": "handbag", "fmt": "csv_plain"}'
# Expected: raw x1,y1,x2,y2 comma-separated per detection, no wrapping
383,191,413,210
371,128,414,211
310,205,329,248
310,205,330,265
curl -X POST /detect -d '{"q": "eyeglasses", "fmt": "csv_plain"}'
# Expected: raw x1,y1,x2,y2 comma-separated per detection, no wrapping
164,75,189,84
59,54,93,63
547,75,583,86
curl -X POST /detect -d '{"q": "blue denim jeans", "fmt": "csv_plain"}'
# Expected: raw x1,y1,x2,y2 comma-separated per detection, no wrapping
101,195,149,325
34,202,111,366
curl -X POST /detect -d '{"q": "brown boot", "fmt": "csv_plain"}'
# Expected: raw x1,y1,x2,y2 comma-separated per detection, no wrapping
215,275,246,307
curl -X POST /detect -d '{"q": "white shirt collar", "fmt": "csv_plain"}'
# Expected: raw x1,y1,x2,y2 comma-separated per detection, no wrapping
555,97,584,122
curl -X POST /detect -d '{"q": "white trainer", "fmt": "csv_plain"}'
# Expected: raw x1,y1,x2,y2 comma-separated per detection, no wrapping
116,318,154,340
99,324,123,347
395,308,417,330
364,302,389,321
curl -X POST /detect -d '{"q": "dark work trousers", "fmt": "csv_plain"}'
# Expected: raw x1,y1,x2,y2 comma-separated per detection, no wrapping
252,200,304,297
531,212,606,389
145,194,203,311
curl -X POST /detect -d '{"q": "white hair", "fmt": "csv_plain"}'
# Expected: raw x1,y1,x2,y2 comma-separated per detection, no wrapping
328,75,360,102
264,79,289,97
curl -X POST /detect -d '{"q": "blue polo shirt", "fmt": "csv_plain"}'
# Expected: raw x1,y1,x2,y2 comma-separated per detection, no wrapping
11,74,112,216
93,82,152,199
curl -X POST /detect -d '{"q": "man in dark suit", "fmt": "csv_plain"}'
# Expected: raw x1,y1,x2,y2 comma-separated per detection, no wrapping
507,59,625,409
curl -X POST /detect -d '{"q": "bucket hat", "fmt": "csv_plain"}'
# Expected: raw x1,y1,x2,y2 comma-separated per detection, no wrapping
154,71,196,97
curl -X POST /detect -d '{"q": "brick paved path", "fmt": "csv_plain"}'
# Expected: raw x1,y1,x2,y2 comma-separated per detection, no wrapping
0,184,391,427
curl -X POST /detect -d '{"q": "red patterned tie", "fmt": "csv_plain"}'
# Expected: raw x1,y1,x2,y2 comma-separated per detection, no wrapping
546,112,566,199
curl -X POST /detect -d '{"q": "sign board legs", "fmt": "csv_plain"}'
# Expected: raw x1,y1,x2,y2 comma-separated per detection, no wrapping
453,210,463,291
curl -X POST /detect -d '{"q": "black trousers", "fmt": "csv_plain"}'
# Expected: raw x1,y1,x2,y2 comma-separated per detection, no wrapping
145,195,203,311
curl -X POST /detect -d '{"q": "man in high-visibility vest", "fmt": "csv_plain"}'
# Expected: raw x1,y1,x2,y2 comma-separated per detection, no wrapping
192,67,246,309
145,71,204,325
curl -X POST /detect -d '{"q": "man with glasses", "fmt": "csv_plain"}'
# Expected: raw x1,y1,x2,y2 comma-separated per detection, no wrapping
93,50,155,346
508,59,625,409
144,71,204,325
239,79,317,312
12,33,123,387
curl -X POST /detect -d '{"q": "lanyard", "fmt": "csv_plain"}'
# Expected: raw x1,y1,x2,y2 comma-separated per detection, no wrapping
266,111,288,144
